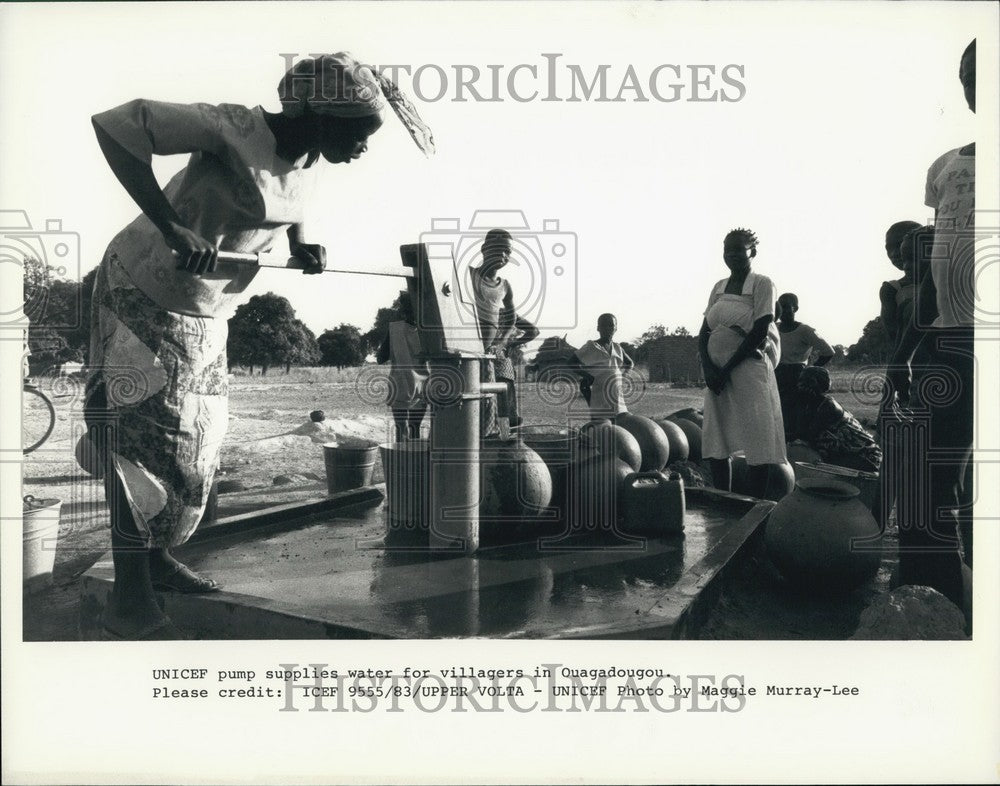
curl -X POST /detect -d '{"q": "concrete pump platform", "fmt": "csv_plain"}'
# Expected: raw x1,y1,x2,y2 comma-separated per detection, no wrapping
79,486,774,640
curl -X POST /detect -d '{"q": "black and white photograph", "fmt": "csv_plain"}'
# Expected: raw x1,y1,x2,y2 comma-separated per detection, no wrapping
2,1,998,783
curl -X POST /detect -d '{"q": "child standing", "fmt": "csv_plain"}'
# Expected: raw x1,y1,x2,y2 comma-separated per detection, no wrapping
888,39,976,618
775,292,834,438
573,313,635,420
879,220,922,347
376,292,429,441
469,229,538,434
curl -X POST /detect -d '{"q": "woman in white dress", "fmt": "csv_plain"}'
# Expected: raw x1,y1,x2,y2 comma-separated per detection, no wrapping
698,228,786,497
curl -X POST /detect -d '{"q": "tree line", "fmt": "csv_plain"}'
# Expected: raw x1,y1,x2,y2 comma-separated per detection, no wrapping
22,257,892,375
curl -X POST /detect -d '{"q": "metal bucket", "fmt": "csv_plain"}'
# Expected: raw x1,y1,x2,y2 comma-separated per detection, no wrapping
23,495,61,592
379,440,430,530
323,440,378,494
793,461,879,511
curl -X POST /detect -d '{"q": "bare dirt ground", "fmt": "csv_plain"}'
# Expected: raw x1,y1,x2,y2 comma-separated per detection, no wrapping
21,367,893,641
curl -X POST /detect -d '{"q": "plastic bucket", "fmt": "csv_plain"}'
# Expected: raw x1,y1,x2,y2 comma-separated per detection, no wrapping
379,440,430,530
23,495,61,592
323,440,378,494
793,461,879,511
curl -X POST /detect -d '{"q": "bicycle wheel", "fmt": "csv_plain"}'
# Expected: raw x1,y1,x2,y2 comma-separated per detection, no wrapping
23,385,56,454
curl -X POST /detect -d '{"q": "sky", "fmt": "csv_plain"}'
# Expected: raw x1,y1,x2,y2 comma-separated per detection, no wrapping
1,1,996,352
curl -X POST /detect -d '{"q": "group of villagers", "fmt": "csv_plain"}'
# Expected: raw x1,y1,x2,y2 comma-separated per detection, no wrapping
85,38,975,638
698,40,978,625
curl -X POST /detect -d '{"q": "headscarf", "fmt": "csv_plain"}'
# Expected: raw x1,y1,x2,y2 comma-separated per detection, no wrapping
278,52,435,156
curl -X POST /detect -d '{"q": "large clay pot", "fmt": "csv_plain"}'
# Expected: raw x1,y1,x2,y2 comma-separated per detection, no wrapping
669,418,702,462
787,442,823,472
522,426,589,525
765,478,882,593
480,439,553,540
763,460,796,502
579,421,642,472
793,461,879,512
655,419,690,464
669,408,704,428
568,454,632,529
615,413,671,471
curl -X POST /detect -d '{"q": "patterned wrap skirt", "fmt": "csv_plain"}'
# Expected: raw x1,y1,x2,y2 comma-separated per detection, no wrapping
85,253,229,548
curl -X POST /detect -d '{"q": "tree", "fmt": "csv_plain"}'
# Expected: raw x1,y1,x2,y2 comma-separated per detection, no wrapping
363,294,406,355
318,323,367,369
69,268,98,362
829,344,848,366
633,324,668,363
284,319,321,372
27,327,76,373
846,317,894,366
227,293,303,375
671,326,691,337
22,257,89,371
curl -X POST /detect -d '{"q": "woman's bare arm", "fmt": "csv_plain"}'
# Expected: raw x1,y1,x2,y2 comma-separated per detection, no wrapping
92,122,217,274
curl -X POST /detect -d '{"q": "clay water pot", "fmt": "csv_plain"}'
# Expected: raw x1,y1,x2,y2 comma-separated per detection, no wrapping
787,442,823,472
615,413,671,471
764,478,882,593
522,426,587,525
568,454,632,530
669,408,704,428
579,421,642,472
655,419,690,464
669,418,702,462
793,461,879,512
479,438,553,540
763,461,796,502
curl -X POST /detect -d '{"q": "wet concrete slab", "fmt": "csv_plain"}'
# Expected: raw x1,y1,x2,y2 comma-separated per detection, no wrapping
80,487,773,640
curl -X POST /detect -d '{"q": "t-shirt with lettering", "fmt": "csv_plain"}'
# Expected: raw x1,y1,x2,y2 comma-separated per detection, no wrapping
925,147,975,327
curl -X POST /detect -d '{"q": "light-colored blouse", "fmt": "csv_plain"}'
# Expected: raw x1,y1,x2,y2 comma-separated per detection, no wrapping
778,323,834,365
93,100,317,317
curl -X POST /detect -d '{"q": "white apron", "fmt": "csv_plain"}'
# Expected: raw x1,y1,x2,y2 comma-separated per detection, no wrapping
702,273,786,465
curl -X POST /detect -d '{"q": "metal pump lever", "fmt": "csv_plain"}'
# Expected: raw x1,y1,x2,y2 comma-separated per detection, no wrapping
175,249,416,279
